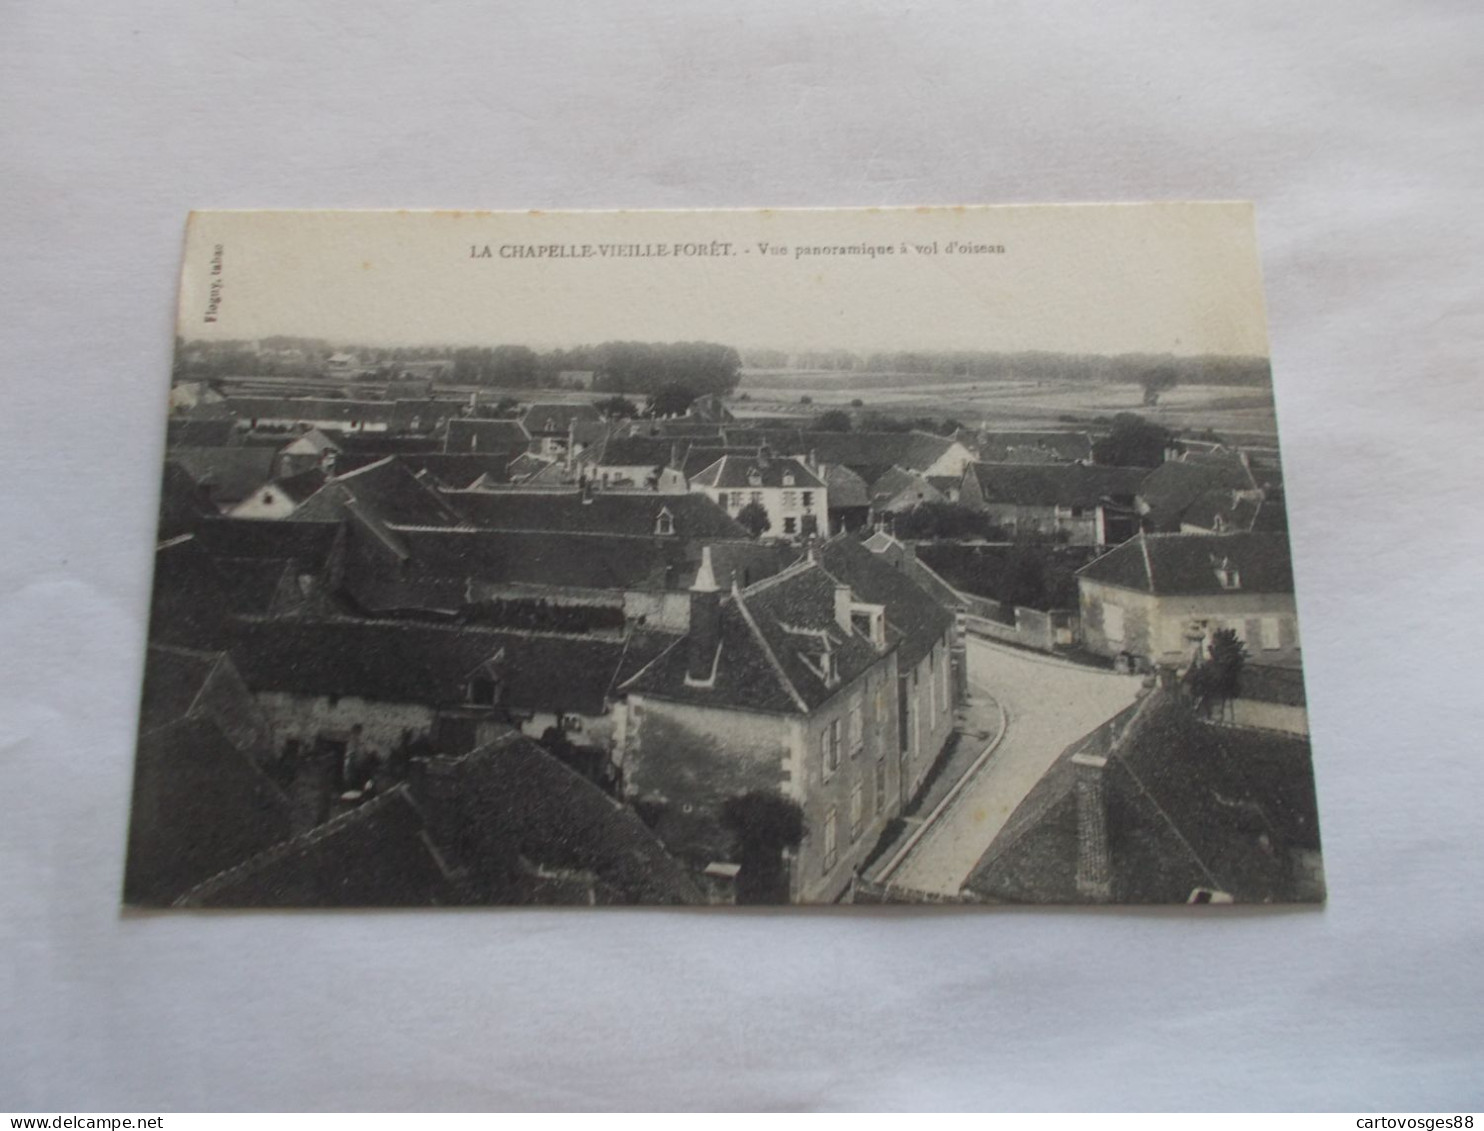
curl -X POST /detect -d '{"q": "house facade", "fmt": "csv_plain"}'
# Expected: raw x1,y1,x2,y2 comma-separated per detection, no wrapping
817,536,958,803
959,462,1146,545
1077,532,1301,668
615,550,904,903
688,452,829,541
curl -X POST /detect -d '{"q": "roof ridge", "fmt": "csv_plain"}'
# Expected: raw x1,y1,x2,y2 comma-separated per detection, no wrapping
739,554,816,596
147,642,224,661
329,455,397,482
232,612,626,644
176,783,416,905
614,633,686,694
732,590,809,712
1139,533,1155,592
1114,741,1224,893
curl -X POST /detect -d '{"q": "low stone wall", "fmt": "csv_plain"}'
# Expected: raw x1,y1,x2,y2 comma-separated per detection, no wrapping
963,605,1077,653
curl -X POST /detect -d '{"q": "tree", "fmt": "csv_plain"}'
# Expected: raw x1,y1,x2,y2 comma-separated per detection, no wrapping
1185,628,1247,716
720,790,806,904
1141,366,1179,406
594,395,638,419
810,409,852,433
891,501,994,541
1092,413,1180,468
647,382,697,418
859,411,913,433
735,500,771,539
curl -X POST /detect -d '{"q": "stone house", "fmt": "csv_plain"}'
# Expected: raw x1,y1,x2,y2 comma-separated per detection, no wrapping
688,450,829,541
616,549,903,902
959,462,1146,545
1077,531,1300,669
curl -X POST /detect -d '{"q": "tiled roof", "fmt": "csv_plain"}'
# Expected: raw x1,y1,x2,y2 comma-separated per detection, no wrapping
416,731,702,905
519,402,603,434
1177,488,1263,533
444,418,532,453
967,462,1147,507
179,785,453,908
869,466,943,507
345,522,733,596
638,421,728,439
291,457,465,527
1138,456,1258,530
189,516,342,568
278,428,341,455
807,431,958,472
166,417,236,447
345,526,794,608
720,426,808,451
822,464,871,508
271,467,329,504
441,489,748,540
587,435,682,468
388,399,459,433
334,453,514,491
318,432,444,457
679,446,759,478
226,396,395,425
147,541,299,648
688,454,823,490
167,447,277,505
158,461,215,539
223,617,630,716
973,430,1093,463
124,715,295,906
817,535,954,670
1077,532,1294,596
966,694,1321,903
138,644,222,734
624,559,887,715
506,451,556,480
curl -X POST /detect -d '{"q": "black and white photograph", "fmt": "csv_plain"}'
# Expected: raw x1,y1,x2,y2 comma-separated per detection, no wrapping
130,204,1323,908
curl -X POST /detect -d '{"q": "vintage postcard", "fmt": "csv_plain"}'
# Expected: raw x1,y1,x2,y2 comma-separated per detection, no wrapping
128,205,1323,908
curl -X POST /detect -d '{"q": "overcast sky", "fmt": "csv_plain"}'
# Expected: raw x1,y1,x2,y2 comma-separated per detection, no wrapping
179,204,1271,357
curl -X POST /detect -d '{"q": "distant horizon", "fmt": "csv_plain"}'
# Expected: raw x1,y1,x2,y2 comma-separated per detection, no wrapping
179,336,1271,364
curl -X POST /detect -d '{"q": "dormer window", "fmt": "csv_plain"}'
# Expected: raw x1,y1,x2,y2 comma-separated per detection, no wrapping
655,507,675,536
799,644,840,688
747,468,763,487
850,603,887,649
782,471,795,487
1214,558,1241,589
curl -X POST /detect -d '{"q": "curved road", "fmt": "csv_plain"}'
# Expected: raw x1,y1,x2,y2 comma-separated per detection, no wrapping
887,636,1143,896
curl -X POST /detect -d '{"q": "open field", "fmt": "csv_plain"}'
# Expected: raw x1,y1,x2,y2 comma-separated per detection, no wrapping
735,369,1280,439
211,368,1281,443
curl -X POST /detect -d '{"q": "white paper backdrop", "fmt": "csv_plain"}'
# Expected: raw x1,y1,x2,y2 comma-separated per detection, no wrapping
3,0,1481,1112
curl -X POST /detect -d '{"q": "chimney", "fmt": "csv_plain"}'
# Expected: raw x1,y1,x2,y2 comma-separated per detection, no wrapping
1071,752,1113,901
670,441,682,470
685,547,721,687
833,581,852,634
757,444,771,470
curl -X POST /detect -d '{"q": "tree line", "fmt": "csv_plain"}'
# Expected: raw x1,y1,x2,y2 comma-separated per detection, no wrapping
448,341,742,397
740,348,1271,387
